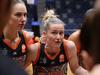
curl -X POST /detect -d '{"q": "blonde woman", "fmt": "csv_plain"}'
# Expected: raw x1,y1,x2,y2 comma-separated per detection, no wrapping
26,10,86,75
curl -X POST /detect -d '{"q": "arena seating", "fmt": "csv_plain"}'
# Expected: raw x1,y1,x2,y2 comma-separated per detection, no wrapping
25,0,94,36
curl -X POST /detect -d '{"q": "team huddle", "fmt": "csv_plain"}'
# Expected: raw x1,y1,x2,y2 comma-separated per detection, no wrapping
0,0,100,75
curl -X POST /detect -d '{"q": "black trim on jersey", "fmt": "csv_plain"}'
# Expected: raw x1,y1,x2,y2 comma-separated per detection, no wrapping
33,43,68,75
0,32,27,57
35,43,68,67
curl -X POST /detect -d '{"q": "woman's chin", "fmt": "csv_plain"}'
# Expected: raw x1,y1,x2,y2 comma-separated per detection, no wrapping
55,44,61,47
51,50,58,54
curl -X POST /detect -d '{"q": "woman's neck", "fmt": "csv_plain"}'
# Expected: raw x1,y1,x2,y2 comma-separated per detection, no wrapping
45,44,60,56
3,27,18,41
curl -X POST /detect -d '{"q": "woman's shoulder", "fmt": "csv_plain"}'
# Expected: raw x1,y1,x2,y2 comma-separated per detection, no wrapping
28,42,40,52
68,30,80,42
63,39,76,49
63,39,77,55
22,30,34,39
90,64,100,75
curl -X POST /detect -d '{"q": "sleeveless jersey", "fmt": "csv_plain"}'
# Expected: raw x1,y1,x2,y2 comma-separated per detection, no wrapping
33,42,68,75
0,32,27,67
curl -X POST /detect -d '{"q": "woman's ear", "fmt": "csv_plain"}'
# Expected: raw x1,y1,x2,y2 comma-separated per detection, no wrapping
40,31,47,43
42,31,46,37
81,50,94,71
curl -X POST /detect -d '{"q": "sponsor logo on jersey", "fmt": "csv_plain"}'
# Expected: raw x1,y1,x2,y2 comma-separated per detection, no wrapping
22,44,26,53
59,54,64,62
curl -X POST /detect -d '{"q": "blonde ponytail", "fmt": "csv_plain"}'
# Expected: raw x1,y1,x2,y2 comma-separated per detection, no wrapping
42,9,58,21
41,9,65,32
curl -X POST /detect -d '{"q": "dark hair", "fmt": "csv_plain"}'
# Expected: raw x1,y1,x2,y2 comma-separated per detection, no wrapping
0,0,12,12
80,9,100,64
0,0,14,30
80,9,95,51
0,0,24,14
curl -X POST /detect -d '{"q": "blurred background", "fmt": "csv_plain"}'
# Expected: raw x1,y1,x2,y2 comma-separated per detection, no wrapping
23,0,94,38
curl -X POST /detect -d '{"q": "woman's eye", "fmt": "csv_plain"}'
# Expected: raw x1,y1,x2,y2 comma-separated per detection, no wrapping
52,32,57,34
24,13,27,17
60,32,64,35
15,13,21,17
